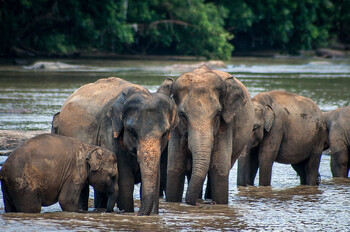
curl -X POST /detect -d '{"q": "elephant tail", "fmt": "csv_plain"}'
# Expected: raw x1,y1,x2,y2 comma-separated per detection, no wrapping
51,112,60,134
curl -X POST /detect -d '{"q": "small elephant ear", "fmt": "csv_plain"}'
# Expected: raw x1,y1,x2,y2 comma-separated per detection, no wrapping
108,91,127,139
264,105,275,133
222,77,247,124
157,78,175,97
86,148,103,171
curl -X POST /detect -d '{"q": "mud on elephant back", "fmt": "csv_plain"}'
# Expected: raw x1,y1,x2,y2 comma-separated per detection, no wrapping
52,77,178,216
237,91,327,186
0,134,118,213
166,66,255,205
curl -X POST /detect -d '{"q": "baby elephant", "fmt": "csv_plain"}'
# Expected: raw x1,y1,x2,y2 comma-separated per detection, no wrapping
0,134,119,213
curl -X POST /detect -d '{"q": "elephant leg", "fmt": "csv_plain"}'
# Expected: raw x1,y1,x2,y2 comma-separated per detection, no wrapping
258,132,282,186
249,150,259,185
14,189,41,213
292,161,307,185
59,182,81,212
79,184,89,210
331,147,350,178
166,130,188,202
94,191,108,209
1,182,16,212
305,144,323,185
159,147,168,197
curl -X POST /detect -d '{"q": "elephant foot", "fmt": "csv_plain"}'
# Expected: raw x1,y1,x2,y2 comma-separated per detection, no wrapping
196,199,217,206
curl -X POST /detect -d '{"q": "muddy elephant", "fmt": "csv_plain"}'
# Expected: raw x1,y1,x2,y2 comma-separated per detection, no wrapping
52,77,178,215
166,66,255,205
237,91,326,186
0,134,118,213
323,106,350,177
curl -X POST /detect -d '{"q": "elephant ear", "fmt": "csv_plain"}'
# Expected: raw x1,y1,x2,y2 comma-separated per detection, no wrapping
107,91,127,139
86,148,103,171
222,77,247,124
170,103,180,130
157,78,175,97
264,105,275,133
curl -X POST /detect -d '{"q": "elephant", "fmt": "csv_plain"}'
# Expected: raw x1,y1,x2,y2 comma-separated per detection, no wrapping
166,66,255,205
323,106,350,177
0,134,118,213
52,77,178,215
237,91,326,186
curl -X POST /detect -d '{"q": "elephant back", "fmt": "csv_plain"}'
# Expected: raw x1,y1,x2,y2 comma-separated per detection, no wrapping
54,77,143,144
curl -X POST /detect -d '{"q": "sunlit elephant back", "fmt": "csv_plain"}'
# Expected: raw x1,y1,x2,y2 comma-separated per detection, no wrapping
166,66,255,205
52,77,178,215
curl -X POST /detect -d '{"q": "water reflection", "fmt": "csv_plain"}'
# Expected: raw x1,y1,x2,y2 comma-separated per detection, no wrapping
0,58,350,231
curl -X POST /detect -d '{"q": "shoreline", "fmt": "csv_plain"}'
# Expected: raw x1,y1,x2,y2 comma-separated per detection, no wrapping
0,130,49,155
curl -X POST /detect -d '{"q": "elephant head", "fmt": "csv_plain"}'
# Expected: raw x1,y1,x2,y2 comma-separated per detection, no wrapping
171,66,247,205
108,78,178,215
251,99,276,148
86,148,119,212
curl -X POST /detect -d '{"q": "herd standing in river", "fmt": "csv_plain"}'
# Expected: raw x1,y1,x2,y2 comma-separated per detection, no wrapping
0,66,349,215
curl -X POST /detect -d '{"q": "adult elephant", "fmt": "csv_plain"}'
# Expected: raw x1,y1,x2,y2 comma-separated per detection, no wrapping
52,77,178,215
237,91,326,186
166,66,255,205
323,106,350,177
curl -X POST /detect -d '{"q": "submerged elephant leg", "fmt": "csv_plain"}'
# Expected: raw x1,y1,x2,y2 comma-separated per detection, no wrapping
14,189,41,213
94,191,108,209
249,150,259,185
305,146,323,185
59,182,81,212
2,183,17,212
331,148,350,178
79,184,89,210
166,131,188,202
292,161,307,185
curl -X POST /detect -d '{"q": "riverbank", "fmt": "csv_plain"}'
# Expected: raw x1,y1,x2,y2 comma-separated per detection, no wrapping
0,130,49,155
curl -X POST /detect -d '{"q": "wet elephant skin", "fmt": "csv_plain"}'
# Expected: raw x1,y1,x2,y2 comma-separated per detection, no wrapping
237,91,327,186
52,77,178,215
166,66,255,205
0,134,118,213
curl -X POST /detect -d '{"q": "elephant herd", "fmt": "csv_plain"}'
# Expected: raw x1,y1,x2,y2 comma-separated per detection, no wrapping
0,66,349,215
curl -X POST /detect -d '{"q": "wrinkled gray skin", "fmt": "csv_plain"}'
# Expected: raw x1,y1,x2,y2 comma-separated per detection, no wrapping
52,77,178,216
323,106,350,178
237,91,326,186
0,134,118,213
166,66,255,205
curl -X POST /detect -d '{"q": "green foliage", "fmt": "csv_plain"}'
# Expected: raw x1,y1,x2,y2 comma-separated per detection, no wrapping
0,0,348,57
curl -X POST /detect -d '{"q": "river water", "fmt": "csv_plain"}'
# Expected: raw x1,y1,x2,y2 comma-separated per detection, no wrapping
0,57,349,231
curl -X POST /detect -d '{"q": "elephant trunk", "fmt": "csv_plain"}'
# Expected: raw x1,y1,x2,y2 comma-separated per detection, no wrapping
137,138,161,216
186,127,214,205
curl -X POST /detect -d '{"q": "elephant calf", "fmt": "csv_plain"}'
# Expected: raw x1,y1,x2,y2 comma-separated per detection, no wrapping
323,106,350,177
238,91,326,186
0,134,119,213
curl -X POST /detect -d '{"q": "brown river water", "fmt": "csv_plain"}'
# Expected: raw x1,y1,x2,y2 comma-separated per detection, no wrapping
0,57,349,231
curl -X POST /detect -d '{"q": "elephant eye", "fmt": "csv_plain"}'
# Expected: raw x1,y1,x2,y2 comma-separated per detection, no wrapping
162,130,169,139
179,112,187,122
253,124,261,131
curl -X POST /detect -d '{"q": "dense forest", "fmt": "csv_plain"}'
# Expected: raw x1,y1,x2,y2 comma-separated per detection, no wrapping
0,0,349,59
